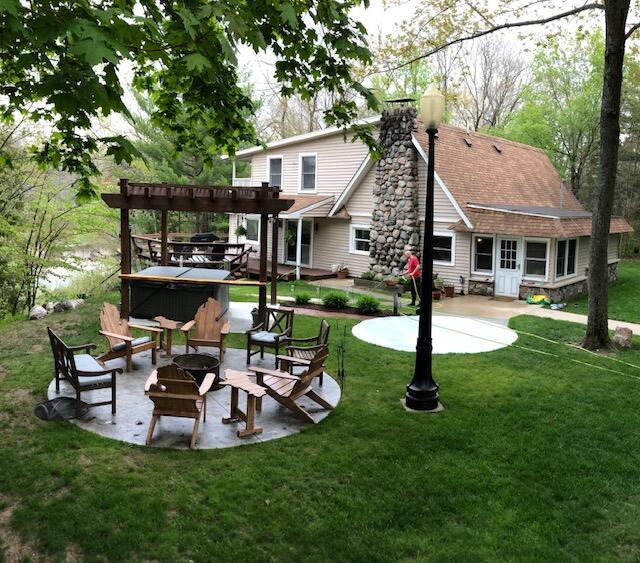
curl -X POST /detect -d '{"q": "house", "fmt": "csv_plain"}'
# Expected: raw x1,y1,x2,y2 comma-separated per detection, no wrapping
228,106,632,300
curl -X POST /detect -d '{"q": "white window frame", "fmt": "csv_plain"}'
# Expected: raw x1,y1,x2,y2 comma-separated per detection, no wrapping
267,155,283,188
350,223,371,255
433,231,455,266
244,214,260,244
522,237,550,281
298,152,317,193
555,238,579,279
472,234,495,275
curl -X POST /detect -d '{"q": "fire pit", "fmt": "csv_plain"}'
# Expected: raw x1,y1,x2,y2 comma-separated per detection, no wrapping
172,353,221,390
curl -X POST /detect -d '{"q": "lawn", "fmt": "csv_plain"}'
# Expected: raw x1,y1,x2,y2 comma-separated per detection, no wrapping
568,259,640,323
2,297,640,560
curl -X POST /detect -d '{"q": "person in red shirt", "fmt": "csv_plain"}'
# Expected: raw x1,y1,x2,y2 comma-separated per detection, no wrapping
402,250,421,306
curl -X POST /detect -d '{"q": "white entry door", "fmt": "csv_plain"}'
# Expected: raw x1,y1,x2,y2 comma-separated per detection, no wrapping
495,238,521,297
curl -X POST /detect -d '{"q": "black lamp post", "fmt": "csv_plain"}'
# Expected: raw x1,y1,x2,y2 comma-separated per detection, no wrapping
405,84,445,412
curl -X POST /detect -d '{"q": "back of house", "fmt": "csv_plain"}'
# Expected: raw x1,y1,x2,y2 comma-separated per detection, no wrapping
228,106,632,301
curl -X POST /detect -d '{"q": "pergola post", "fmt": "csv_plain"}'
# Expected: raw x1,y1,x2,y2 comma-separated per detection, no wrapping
258,182,270,321
160,210,169,266
271,215,279,305
119,178,131,319
295,218,303,281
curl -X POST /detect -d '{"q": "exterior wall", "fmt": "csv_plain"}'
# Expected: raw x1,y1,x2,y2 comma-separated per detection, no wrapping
345,165,374,218
312,218,370,277
417,158,463,223
248,132,370,197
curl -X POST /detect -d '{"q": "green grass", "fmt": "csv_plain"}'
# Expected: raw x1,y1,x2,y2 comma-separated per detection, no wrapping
568,259,640,323
3,299,640,560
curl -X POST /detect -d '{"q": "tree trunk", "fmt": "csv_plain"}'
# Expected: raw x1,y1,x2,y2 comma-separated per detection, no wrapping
583,0,630,350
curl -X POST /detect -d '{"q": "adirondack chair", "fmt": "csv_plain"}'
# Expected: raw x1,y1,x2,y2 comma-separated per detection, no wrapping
285,319,330,386
48,327,123,417
181,298,230,360
248,345,332,424
144,364,215,448
246,305,294,366
98,303,161,371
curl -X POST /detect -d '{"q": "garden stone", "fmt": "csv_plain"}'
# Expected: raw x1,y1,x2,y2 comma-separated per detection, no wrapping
29,305,47,320
613,327,633,348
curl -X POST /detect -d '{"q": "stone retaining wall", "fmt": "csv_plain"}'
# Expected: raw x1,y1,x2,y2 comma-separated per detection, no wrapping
468,280,494,296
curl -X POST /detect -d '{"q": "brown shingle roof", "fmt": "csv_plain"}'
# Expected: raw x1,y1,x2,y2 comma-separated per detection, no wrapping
413,122,582,210
450,210,633,237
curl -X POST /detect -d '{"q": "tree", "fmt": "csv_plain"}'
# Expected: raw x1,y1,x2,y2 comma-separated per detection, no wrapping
0,0,378,199
380,0,639,349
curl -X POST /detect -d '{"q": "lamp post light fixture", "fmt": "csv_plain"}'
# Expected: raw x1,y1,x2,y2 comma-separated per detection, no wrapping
405,84,446,412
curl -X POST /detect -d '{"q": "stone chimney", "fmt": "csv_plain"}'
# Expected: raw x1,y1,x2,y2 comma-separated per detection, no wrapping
369,106,420,278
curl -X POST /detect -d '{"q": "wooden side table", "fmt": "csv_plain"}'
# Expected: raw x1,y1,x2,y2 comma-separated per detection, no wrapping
221,369,267,438
153,316,181,357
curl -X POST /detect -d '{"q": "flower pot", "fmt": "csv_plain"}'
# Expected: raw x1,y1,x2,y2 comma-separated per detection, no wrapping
336,269,349,279
444,285,454,298
432,290,442,301
384,279,399,287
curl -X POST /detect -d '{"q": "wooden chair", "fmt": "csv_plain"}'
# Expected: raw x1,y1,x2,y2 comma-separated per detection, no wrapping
286,319,330,386
48,328,122,417
144,364,215,448
248,345,333,424
181,298,230,360
98,303,161,372
246,305,294,366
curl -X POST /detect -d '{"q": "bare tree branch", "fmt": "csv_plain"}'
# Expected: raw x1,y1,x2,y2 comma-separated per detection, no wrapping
626,22,640,39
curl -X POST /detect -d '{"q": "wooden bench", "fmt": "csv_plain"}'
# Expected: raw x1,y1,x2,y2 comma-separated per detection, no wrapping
221,369,267,438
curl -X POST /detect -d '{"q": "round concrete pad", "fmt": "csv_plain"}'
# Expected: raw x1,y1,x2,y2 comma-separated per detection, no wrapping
352,315,518,353
47,347,340,450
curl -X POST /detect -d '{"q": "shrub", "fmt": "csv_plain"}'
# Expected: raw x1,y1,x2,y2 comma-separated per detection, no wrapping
355,295,380,315
322,292,349,309
360,271,375,281
295,292,311,305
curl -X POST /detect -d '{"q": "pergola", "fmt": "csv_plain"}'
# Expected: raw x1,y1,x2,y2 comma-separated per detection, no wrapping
102,179,295,321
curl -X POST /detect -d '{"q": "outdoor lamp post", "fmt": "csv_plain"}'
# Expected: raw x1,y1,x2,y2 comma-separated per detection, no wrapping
405,84,446,411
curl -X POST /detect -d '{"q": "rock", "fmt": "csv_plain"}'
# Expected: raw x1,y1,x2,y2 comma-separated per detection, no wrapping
613,327,633,348
55,299,75,312
45,302,55,313
53,302,65,312
29,305,47,320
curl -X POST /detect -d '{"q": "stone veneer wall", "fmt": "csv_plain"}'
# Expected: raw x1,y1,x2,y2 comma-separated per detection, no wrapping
369,107,420,278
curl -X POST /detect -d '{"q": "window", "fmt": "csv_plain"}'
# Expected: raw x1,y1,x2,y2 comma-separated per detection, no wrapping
556,239,577,278
474,236,494,272
524,240,547,277
433,234,454,264
350,225,371,254
268,157,282,188
245,215,260,243
300,154,316,192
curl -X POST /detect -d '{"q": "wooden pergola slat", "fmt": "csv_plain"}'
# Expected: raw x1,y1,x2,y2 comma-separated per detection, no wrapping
103,179,294,321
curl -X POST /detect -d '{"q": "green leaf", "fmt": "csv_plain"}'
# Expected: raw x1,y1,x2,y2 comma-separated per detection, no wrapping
280,3,298,28
185,53,211,72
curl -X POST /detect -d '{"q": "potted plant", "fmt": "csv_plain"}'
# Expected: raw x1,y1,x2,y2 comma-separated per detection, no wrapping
443,283,455,298
235,224,247,237
335,264,349,279
384,276,400,288
432,289,442,301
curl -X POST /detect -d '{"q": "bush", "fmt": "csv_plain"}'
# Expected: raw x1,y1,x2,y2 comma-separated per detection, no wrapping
295,292,311,305
322,291,349,309
360,271,375,281
355,295,380,315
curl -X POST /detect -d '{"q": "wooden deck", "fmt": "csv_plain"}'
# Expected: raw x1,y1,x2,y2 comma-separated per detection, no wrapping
247,259,335,281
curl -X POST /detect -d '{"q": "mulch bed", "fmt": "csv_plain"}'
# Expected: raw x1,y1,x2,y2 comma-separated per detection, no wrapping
290,303,393,320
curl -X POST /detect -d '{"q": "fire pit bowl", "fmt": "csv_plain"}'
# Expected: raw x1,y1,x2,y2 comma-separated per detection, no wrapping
172,353,221,390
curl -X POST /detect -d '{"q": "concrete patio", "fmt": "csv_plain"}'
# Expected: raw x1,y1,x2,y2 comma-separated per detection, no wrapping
47,346,340,450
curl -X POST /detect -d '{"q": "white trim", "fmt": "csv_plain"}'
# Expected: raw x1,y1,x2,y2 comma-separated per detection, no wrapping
412,134,474,229
349,223,372,256
349,212,372,218
495,236,523,297
283,218,314,268
280,196,334,220
471,233,495,276
433,230,456,266
298,152,317,193
266,154,284,188
222,116,381,159
522,237,550,282
329,155,373,216
467,203,583,220
555,237,579,280
244,214,261,245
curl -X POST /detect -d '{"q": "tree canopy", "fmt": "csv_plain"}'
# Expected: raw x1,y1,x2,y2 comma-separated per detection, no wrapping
0,0,378,199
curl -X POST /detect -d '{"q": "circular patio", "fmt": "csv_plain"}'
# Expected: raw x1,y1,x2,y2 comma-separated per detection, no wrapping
47,347,340,450
351,314,518,353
